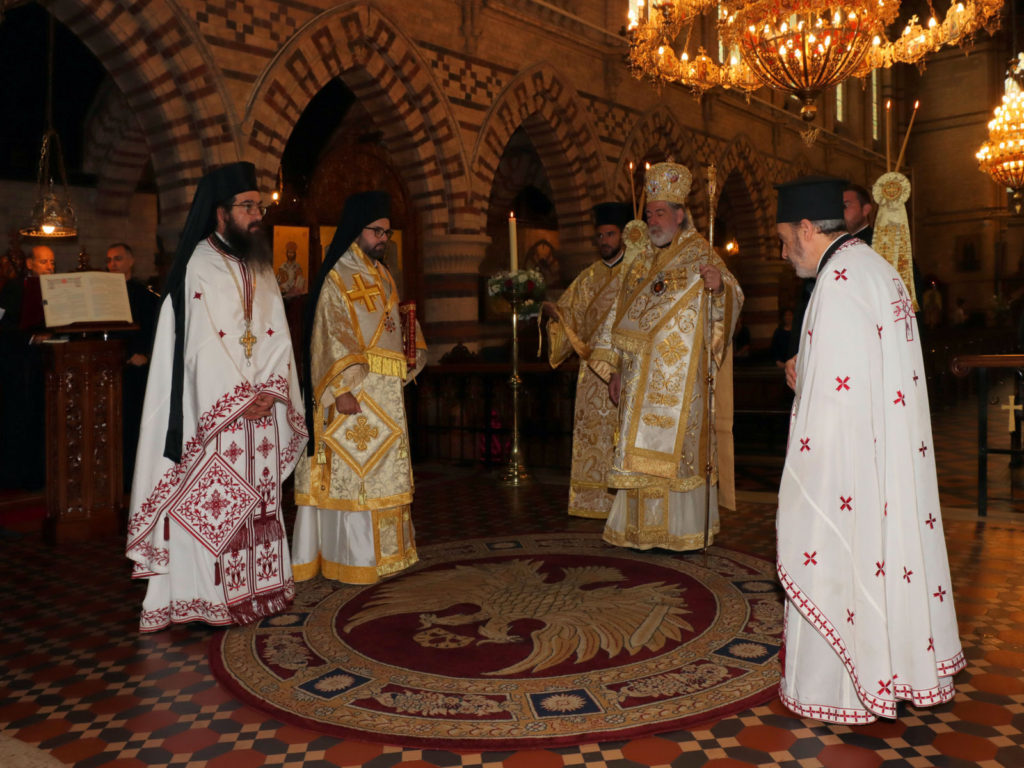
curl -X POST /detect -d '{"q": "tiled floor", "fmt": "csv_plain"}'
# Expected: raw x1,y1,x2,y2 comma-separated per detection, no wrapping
2,380,1024,767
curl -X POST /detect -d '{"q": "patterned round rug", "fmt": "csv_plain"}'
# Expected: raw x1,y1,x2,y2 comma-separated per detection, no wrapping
209,533,782,749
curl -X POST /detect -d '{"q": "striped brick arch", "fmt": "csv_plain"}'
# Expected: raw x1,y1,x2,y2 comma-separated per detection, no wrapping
613,106,689,204
243,4,469,236
51,0,240,227
471,63,606,257
83,82,150,218
715,135,775,257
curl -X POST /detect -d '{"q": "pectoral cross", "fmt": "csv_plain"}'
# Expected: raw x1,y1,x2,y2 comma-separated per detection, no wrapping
1002,395,1022,432
347,273,382,312
240,321,257,362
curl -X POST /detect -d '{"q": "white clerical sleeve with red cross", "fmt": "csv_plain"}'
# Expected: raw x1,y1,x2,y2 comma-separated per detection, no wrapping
777,240,964,724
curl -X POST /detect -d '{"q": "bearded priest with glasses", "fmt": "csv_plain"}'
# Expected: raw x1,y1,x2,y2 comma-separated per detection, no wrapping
292,190,427,585
126,161,308,632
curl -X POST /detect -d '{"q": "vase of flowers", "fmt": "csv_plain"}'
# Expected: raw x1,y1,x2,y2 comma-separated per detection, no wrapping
486,268,546,318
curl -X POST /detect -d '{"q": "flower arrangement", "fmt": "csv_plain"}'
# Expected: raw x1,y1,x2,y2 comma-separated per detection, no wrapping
486,268,546,317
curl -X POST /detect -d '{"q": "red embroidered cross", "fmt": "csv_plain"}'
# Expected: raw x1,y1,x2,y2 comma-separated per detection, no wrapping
803,551,818,565
218,330,225,338
919,442,928,457
913,370,919,385
836,376,850,391
878,678,892,695
933,585,947,602
884,502,888,517
875,324,883,339
903,566,913,583
193,292,202,300
847,609,855,624
256,436,274,459
800,438,810,452
891,278,916,342
875,561,885,577
925,513,936,529
840,496,852,511
807,329,813,341
894,390,906,406
223,442,243,464
266,328,275,336
927,637,935,652
207,490,229,519
834,268,848,281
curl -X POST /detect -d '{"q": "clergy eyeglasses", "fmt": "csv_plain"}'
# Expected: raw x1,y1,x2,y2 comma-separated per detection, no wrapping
232,201,268,216
363,226,394,240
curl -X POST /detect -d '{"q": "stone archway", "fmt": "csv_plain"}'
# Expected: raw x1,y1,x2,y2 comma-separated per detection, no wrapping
614,106,689,204
243,3,469,237
83,81,149,218
471,62,606,269
51,0,241,230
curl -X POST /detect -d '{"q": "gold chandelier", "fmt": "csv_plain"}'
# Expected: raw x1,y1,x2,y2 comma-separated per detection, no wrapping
627,0,1005,120
977,56,1024,213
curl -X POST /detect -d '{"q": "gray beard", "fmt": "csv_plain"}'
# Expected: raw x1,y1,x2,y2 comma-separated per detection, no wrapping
649,227,676,248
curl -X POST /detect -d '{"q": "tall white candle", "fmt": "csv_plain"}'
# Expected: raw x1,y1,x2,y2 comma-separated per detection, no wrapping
509,211,518,272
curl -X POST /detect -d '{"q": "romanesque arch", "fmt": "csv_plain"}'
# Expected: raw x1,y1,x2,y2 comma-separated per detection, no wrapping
471,62,606,249
715,134,775,253
51,0,240,225
83,82,149,218
613,106,689,203
244,3,469,236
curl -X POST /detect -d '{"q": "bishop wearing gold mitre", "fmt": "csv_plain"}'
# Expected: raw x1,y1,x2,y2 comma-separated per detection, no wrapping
293,190,426,585
589,162,743,551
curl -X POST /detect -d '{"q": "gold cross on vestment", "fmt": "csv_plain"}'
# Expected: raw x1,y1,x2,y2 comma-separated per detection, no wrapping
240,322,257,360
347,273,382,312
1002,395,1022,432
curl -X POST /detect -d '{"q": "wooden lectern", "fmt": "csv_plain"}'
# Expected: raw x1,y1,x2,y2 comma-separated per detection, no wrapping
43,328,128,543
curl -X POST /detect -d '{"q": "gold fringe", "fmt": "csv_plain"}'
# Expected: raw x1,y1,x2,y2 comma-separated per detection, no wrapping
368,352,407,378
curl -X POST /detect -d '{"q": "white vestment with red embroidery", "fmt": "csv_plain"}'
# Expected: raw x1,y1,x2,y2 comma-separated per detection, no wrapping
778,238,964,723
126,236,307,632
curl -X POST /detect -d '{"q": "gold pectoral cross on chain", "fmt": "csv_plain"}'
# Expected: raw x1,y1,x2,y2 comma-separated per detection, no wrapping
347,273,383,312
240,321,257,363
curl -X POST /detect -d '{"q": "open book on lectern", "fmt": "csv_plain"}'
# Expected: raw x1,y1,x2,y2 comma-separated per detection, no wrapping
39,272,132,328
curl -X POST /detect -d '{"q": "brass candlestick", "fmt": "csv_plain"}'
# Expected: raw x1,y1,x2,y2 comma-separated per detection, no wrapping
500,289,530,486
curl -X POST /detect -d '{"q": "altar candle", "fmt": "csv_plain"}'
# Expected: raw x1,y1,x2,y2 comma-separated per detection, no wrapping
628,161,636,216
895,100,920,173
509,211,518,272
885,99,892,171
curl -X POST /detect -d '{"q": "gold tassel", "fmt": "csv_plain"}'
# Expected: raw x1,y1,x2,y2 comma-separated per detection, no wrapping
317,441,327,464
358,482,367,506
368,353,406,378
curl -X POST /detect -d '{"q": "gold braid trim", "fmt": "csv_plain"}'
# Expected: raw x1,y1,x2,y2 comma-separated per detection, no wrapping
368,349,407,378
610,330,649,355
606,470,716,493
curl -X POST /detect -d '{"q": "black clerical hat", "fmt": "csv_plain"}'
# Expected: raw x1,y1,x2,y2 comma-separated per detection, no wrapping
161,161,260,462
775,176,846,223
593,202,632,230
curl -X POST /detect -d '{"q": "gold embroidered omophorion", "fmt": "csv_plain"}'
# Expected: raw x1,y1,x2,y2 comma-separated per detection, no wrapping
590,221,742,551
547,256,624,519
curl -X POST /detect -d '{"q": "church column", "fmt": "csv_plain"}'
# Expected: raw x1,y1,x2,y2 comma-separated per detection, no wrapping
421,234,492,363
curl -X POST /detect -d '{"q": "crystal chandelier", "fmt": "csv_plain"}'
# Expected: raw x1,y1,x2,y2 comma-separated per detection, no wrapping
977,55,1024,213
627,0,1005,120
21,14,77,239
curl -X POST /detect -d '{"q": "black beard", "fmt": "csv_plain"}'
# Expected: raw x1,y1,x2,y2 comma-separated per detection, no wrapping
366,242,387,262
224,218,273,269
